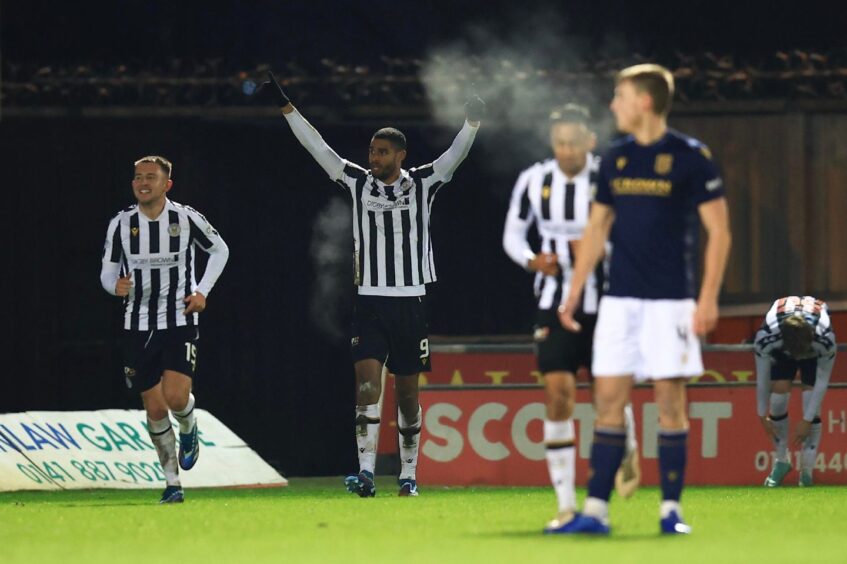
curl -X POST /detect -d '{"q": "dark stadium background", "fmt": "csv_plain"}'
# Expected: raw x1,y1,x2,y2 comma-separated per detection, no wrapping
2,0,845,477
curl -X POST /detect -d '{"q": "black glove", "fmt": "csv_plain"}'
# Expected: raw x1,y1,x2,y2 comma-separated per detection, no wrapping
265,71,291,106
248,71,291,107
464,90,485,122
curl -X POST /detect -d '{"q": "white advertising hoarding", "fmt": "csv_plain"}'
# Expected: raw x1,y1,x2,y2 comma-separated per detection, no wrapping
0,409,287,491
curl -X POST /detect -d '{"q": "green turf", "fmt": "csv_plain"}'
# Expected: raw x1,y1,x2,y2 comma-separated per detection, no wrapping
1,479,843,564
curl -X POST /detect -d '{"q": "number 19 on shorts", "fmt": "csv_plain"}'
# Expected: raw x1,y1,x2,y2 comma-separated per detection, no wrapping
185,342,197,372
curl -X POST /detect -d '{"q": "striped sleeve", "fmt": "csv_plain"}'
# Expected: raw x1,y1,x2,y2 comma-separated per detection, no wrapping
100,214,123,295
335,161,368,196
102,214,123,263
185,207,229,297
502,166,536,268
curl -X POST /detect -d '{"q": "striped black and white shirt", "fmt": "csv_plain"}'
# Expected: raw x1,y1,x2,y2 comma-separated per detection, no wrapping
284,109,478,297
100,199,229,331
503,155,607,313
754,296,836,421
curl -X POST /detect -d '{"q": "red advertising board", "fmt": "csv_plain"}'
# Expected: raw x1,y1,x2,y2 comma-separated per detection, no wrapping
421,348,845,386
416,387,847,486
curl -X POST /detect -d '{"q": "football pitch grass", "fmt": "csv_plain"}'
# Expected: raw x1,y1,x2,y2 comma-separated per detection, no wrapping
2,478,844,564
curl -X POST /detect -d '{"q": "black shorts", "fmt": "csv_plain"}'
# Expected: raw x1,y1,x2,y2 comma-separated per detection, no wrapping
351,294,431,375
121,326,200,392
533,309,596,375
771,352,817,386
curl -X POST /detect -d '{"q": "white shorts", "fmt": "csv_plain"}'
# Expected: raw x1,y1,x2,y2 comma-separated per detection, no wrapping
591,296,703,381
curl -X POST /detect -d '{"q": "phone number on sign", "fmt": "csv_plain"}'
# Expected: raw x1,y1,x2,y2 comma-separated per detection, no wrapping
755,451,847,473
17,459,166,485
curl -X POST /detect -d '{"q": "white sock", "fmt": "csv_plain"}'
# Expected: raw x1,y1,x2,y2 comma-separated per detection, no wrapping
583,497,609,521
172,393,196,434
148,416,180,486
623,403,638,455
769,393,790,463
801,389,814,416
544,419,576,513
398,405,422,480
660,500,682,519
801,419,822,473
355,404,380,475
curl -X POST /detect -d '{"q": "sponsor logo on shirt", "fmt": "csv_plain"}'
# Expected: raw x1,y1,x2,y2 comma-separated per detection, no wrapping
364,196,412,210
127,255,181,267
611,177,673,197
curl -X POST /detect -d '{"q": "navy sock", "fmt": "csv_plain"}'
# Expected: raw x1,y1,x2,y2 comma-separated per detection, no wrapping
658,430,688,502
586,428,627,502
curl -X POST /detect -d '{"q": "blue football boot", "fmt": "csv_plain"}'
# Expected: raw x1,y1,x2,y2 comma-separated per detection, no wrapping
344,470,376,497
546,512,610,535
178,424,200,471
660,511,692,535
398,478,418,497
159,485,184,504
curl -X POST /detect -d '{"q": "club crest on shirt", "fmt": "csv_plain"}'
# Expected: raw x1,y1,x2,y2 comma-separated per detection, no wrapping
542,185,551,200
654,154,673,175
168,223,181,237
533,326,550,342
131,227,139,236
616,156,627,170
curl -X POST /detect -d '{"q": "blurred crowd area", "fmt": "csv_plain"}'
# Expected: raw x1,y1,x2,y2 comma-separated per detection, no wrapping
4,49,847,109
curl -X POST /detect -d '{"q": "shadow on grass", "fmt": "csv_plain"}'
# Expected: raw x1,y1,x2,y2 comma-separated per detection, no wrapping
476,529,674,542
56,501,153,508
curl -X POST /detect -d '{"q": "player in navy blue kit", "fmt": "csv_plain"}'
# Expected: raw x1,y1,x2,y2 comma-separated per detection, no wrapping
557,64,732,535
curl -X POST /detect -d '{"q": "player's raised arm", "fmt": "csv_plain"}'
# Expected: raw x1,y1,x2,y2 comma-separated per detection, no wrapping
430,93,484,182
265,71,346,182
558,202,615,331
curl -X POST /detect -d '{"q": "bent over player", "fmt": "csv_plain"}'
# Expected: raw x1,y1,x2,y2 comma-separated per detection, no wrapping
502,104,640,533
101,156,229,503
264,72,482,497
754,296,837,487
559,64,732,535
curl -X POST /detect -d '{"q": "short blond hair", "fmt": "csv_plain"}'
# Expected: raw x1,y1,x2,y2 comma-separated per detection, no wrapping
134,155,173,178
616,64,675,116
